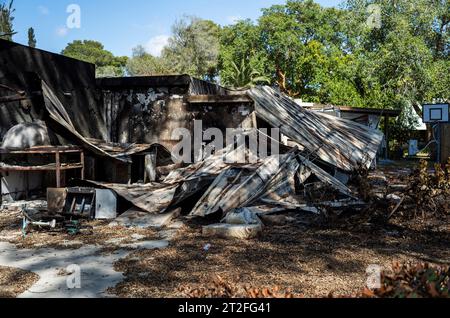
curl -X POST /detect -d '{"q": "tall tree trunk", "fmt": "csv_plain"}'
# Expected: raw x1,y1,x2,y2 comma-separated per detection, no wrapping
276,67,300,97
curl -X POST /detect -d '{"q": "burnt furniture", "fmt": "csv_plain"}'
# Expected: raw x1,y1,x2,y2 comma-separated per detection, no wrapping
47,187,117,220
0,146,85,205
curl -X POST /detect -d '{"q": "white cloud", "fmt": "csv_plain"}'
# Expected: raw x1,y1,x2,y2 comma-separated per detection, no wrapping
227,16,242,24
56,26,68,37
38,5,50,15
144,35,170,57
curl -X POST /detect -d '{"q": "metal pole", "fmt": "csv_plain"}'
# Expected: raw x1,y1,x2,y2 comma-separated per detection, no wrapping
436,123,441,163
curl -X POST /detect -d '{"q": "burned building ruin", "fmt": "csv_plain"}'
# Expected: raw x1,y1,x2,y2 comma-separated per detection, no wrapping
0,40,386,233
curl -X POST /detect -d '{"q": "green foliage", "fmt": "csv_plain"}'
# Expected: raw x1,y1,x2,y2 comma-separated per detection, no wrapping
222,58,270,89
218,0,449,127
126,45,170,76
219,20,269,87
161,16,221,81
125,16,221,79
343,0,449,111
0,0,15,41
27,27,36,48
61,40,128,77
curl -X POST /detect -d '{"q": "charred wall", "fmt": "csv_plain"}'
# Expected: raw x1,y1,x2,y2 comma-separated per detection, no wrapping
0,40,106,142
98,76,255,153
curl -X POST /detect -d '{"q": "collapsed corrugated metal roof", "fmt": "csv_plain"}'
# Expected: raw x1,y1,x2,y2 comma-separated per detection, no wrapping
248,86,384,172
68,85,382,219
86,143,357,218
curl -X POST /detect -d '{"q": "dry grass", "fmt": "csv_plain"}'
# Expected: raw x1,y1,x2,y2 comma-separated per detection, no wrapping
0,266,39,298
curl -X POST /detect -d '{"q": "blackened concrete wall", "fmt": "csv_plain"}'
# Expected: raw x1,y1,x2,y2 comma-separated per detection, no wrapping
97,76,255,152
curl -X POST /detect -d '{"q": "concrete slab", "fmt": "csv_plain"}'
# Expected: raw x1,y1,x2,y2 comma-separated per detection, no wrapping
0,239,169,297
0,242,129,298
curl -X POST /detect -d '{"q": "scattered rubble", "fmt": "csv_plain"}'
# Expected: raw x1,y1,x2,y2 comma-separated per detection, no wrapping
2,78,388,240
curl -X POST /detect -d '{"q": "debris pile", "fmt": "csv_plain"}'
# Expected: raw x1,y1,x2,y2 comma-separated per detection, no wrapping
385,159,450,220
86,86,384,236
91,145,364,238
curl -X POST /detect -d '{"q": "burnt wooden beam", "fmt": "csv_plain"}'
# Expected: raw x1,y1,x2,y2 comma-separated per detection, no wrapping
0,146,83,154
187,94,253,104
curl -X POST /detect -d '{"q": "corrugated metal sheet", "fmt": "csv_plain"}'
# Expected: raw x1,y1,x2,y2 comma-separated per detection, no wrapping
248,86,384,172
86,181,179,214
190,149,354,217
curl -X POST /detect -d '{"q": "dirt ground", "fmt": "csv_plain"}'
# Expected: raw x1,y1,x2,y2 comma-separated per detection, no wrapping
0,214,159,250
109,161,450,298
108,213,449,298
0,161,449,298
0,266,39,298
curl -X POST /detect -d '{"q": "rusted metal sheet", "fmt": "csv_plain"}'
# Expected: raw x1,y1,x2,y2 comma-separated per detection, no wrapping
85,138,154,158
42,81,118,160
248,86,384,171
163,144,255,183
83,145,260,215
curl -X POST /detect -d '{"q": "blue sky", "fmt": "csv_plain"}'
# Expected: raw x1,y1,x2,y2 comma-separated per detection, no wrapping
11,0,342,57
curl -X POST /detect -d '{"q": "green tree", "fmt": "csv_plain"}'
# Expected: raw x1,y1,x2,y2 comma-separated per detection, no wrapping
27,27,36,48
219,19,269,87
162,16,221,80
0,0,15,41
219,0,360,104
218,0,449,115
222,58,270,89
126,45,170,76
61,40,128,77
344,0,449,115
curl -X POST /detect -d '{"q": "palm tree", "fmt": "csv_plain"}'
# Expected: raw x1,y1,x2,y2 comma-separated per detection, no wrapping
226,59,270,89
